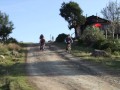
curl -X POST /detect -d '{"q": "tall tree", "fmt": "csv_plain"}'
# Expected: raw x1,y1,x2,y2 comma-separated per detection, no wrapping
0,11,14,42
101,0,120,39
60,1,85,39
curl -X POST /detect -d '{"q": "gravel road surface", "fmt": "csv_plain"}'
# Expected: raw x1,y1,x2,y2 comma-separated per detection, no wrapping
26,44,120,90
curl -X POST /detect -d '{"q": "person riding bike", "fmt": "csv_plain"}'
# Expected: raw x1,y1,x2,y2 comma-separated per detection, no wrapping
39,34,45,51
65,34,73,52
40,34,44,39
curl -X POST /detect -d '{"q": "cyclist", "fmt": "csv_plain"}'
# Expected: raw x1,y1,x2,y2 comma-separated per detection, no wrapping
39,34,45,51
40,34,44,39
65,34,73,52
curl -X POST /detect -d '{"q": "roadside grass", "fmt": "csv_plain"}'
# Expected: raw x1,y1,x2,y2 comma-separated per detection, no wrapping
54,42,120,70
0,43,34,90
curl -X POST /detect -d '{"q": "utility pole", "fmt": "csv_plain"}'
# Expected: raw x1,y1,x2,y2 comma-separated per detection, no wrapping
50,34,51,41
52,36,54,42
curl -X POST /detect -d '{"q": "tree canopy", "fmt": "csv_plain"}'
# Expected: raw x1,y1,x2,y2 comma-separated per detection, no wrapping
101,1,120,22
101,1,120,38
59,1,85,38
0,11,14,42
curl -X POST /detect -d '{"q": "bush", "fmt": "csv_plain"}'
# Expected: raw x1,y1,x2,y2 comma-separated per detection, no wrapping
6,37,18,44
105,48,112,54
100,41,112,50
7,43,21,51
77,38,83,45
113,51,120,56
81,26,106,47
92,39,105,49
55,33,67,42
100,39,120,52
0,43,8,54
111,39,120,52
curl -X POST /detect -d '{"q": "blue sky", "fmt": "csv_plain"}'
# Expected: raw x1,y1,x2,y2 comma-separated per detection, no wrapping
0,0,118,42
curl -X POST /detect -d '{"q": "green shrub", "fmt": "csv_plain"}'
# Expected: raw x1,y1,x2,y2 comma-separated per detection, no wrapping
81,26,105,46
7,43,21,51
6,37,18,44
100,39,120,52
55,33,67,42
105,48,112,54
113,51,120,56
100,41,112,50
111,39,120,52
77,38,84,46
92,39,105,49
0,43,8,54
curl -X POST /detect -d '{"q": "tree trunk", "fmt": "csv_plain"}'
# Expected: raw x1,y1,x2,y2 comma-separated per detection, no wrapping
75,25,81,39
117,34,118,39
74,28,78,39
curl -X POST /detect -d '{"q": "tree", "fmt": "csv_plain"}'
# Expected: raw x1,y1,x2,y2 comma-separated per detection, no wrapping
101,1,120,39
55,33,67,42
59,1,85,39
0,11,14,42
6,37,18,43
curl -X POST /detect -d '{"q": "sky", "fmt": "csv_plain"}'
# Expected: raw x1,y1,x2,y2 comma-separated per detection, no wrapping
0,0,119,43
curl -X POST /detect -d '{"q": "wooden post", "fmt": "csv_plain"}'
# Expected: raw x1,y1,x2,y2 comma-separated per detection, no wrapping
105,29,107,39
117,34,118,39
112,30,115,39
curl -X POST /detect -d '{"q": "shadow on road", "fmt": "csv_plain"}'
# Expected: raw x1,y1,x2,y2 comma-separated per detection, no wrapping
0,59,120,77
0,46,120,77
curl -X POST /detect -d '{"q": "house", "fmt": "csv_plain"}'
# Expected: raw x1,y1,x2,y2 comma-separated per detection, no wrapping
80,15,111,34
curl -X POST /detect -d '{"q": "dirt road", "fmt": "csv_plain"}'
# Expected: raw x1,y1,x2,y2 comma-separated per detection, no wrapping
26,44,120,90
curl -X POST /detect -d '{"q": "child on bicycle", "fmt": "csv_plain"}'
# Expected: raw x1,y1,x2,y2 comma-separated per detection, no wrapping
39,34,45,51
64,34,73,52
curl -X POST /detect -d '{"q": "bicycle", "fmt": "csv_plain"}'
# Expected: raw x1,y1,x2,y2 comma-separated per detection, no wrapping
40,44,45,51
66,43,71,53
